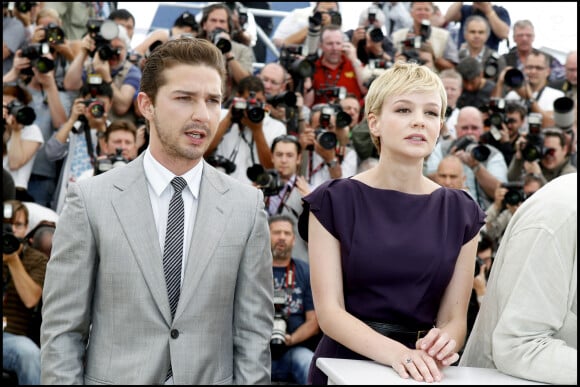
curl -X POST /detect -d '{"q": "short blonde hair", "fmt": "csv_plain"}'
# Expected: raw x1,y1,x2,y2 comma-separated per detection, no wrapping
364,61,447,152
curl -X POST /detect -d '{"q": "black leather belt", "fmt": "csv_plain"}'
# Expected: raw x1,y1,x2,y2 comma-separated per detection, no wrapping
363,320,431,343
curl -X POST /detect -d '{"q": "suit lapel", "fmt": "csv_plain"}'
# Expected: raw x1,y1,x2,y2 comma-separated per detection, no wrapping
176,164,229,320
111,156,172,324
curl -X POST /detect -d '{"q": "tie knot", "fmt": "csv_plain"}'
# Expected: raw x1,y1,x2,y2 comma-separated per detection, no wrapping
171,177,187,194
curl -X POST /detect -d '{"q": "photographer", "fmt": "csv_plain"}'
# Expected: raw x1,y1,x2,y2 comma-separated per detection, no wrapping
198,3,255,105
391,2,459,72
3,83,44,202
77,119,137,180
267,135,311,262
45,80,113,213
507,127,576,184
63,22,141,125
344,5,395,67
269,214,319,385
205,75,286,185
425,106,508,210
299,103,358,189
3,199,48,385
304,25,367,108
483,174,543,248
3,2,28,76
258,62,310,134
492,49,565,129
272,2,341,49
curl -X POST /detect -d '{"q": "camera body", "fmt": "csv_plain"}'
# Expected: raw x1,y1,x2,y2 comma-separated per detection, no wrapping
94,148,129,175
206,154,236,175
483,52,500,79
6,100,36,126
279,45,316,83
246,165,284,196
315,86,347,103
21,42,55,74
209,27,232,54
43,22,65,45
267,91,297,108
3,204,22,255
522,113,545,162
453,137,491,162
501,181,525,206
86,19,121,60
231,92,265,124
270,290,289,359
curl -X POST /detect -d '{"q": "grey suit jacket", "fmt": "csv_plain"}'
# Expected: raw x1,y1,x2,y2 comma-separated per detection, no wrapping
40,154,274,384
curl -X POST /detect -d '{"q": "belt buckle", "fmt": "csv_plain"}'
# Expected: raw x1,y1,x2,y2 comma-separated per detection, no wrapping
417,330,427,341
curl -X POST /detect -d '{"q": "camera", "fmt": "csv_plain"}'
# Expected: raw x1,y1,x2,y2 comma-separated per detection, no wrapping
279,45,316,83
86,18,121,60
82,98,106,118
271,290,289,359
453,137,491,162
21,42,55,73
521,113,545,162
501,182,525,206
483,52,500,79
267,91,297,108
315,86,347,103
504,68,525,89
246,164,284,196
368,58,393,70
231,92,265,124
367,25,384,43
6,1,37,13
94,148,129,175
3,204,22,255
6,100,36,126
367,5,380,24
206,154,236,175
43,22,65,45
209,27,232,54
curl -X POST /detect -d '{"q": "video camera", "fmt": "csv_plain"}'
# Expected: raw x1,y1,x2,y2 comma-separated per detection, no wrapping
209,27,232,54
246,164,284,197
501,182,525,206
453,137,491,162
231,92,265,124
6,100,36,126
21,42,55,74
86,18,121,60
94,148,129,175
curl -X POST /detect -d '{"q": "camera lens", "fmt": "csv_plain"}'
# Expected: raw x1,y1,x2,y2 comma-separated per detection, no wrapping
469,144,491,162
316,129,337,150
504,68,525,88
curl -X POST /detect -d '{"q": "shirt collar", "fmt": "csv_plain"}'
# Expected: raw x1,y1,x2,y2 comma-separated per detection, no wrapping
143,148,203,199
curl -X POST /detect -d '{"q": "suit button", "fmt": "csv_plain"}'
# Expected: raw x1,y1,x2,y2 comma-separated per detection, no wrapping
170,329,179,339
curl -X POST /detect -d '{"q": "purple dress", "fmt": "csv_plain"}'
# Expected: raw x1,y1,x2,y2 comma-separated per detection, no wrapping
299,178,486,384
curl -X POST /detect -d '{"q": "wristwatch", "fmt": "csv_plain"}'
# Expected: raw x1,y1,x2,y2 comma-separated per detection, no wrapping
326,159,338,168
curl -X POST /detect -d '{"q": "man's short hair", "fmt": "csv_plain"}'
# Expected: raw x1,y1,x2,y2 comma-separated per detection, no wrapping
456,57,482,81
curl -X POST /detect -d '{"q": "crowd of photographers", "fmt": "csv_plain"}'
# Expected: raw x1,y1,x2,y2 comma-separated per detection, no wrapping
3,1,577,384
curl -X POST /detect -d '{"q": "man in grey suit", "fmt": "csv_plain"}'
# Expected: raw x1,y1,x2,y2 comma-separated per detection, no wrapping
40,38,274,384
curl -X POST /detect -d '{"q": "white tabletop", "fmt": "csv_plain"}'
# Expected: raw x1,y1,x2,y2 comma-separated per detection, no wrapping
316,358,547,385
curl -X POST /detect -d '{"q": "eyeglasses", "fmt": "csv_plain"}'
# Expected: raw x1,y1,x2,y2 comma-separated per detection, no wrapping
524,65,546,71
